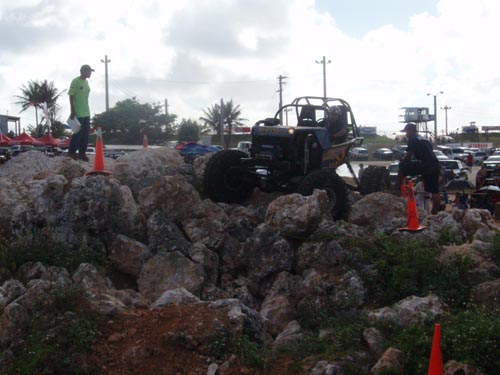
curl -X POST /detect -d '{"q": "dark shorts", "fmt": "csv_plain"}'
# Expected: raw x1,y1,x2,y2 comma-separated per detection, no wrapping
399,160,440,194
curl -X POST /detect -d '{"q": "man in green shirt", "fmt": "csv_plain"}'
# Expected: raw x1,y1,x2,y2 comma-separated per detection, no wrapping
68,64,94,161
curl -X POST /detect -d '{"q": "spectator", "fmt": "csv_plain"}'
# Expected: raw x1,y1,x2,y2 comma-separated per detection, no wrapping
358,163,365,180
476,164,488,189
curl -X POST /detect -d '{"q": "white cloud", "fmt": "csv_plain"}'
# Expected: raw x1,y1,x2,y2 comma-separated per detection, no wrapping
1,0,500,137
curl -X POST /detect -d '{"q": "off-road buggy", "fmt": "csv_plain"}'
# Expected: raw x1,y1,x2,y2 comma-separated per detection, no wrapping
204,96,389,219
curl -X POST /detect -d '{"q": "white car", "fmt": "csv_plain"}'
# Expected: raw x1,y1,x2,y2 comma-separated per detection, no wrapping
237,141,251,154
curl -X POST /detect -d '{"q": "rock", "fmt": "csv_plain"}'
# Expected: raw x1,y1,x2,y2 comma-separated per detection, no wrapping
440,240,499,284
296,240,348,274
112,289,149,309
16,262,48,284
138,175,203,221
147,211,191,256
72,263,114,291
110,147,185,198
310,360,343,375
368,295,448,327
462,209,497,237
206,362,219,375
471,278,500,308
137,252,206,301
150,288,201,309
189,242,220,284
349,192,406,233
0,302,29,346
334,270,366,309
192,152,214,191
244,224,293,283
444,360,485,375
371,347,405,375
110,234,152,279
181,200,230,250
265,190,332,237
0,280,26,311
273,320,303,349
81,290,127,315
260,294,295,337
363,327,385,359
208,299,265,343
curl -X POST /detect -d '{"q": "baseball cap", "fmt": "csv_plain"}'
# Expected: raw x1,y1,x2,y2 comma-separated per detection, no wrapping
401,122,417,132
80,64,95,73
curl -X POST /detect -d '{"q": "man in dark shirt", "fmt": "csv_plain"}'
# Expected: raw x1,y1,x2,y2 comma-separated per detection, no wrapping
398,123,442,214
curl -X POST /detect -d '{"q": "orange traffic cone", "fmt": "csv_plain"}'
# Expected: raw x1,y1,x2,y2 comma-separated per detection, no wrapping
143,134,148,148
399,180,425,231
85,127,112,176
428,323,443,375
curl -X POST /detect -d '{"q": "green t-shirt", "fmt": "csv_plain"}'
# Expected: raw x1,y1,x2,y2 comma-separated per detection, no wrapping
68,77,90,117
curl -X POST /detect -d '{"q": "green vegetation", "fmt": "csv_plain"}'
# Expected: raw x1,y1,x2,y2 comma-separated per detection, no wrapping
0,237,108,274
389,308,500,375
4,287,100,375
207,333,269,369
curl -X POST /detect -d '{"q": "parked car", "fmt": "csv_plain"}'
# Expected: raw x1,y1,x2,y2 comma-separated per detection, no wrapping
483,155,500,172
433,150,448,161
391,144,407,160
472,151,487,164
449,147,469,161
349,147,369,161
237,141,252,155
436,145,453,158
387,162,399,188
439,159,468,181
373,148,393,160
104,150,127,159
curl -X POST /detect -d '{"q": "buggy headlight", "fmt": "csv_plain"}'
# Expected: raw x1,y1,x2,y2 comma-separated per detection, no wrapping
288,128,295,135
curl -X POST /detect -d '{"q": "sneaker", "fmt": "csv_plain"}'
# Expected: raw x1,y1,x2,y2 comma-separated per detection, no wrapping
78,154,89,162
67,152,78,160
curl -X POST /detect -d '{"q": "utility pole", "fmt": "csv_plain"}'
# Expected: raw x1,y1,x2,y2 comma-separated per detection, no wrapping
164,98,169,116
427,91,443,144
441,105,451,136
219,98,224,148
277,75,287,125
101,55,111,111
315,56,331,102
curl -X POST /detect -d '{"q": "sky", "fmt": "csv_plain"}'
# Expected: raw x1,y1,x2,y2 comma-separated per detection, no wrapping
1,0,500,137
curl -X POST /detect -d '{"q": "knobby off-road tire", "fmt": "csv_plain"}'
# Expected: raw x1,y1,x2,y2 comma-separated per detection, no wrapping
360,165,391,195
297,169,348,220
204,150,254,204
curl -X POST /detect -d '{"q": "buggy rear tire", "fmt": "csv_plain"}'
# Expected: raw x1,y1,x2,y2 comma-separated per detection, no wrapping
204,150,254,203
360,165,390,195
297,169,348,220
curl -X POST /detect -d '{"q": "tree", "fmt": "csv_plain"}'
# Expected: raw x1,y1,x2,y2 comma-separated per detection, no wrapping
200,99,246,148
177,119,200,142
93,98,177,144
15,80,65,131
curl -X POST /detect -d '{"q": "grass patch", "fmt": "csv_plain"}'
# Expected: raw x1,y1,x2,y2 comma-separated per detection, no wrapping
207,333,269,369
3,286,100,375
0,237,108,274
388,308,500,375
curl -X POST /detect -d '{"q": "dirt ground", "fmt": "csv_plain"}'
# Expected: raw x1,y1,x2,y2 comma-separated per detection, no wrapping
86,305,301,375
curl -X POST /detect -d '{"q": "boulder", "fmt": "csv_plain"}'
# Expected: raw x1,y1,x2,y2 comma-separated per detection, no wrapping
273,320,303,349
150,287,201,309
138,175,202,221
72,263,114,291
192,152,213,191
462,209,498,237
296,240,348,274
334,270,366,309
310,360,343,375
110,147,185,198
137,252,206,301
110,235,152,279
265,190,331,237
0,302,29,347
363,327,385,359
189,242,220,284
371,347,405,375
444,360,485,375
369,295,448,327
0,178,31,238
208,299,265,343
147,211,191,256
471,278,500,308
0,280,26,313
349,192,406,233
260,294,295,337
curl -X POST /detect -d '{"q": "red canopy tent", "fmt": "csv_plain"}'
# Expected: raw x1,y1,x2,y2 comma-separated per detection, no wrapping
8,132,36,146
33,134,60,147
0,133,12,146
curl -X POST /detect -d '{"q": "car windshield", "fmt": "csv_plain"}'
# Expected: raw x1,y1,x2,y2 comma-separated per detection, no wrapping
486,156,500,162
441,161,459,169
388,164,399,173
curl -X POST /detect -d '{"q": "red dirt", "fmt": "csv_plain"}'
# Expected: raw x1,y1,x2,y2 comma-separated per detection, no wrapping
86,305,298,375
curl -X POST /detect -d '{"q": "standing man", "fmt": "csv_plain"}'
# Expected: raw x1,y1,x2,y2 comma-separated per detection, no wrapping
68,64,94,161
397,123,443,214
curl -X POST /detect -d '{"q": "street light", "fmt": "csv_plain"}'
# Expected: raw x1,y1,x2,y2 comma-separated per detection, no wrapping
427,91,443,143
315,56,331,102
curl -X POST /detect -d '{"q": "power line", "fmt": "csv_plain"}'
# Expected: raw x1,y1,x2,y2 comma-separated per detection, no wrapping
277,75,287,124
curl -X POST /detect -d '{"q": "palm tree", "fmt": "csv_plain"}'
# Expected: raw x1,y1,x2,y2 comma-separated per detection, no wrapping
200,99,246,148
15,80,65,132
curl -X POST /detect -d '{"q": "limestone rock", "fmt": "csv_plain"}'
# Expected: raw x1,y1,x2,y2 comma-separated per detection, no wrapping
110,234,152,279
138,252,206,301
310,360,343,375
444,360,485,375
471,278,500,308
296,240,347,274
147,211,191,256
273,320,303,349
265,190,331,237
0,280,26,313
189,242,220,285
369,295,448,327
150,287,201,309
363,327,385,359
371,347,405,375
260,294,295,337
349,192,406,232
110,147,185,198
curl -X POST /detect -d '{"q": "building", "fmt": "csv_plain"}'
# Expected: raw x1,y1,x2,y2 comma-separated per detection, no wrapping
0,114,21,135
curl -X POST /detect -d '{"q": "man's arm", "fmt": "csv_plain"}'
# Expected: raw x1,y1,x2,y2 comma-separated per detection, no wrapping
402,150,413,162
69,95,76,119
